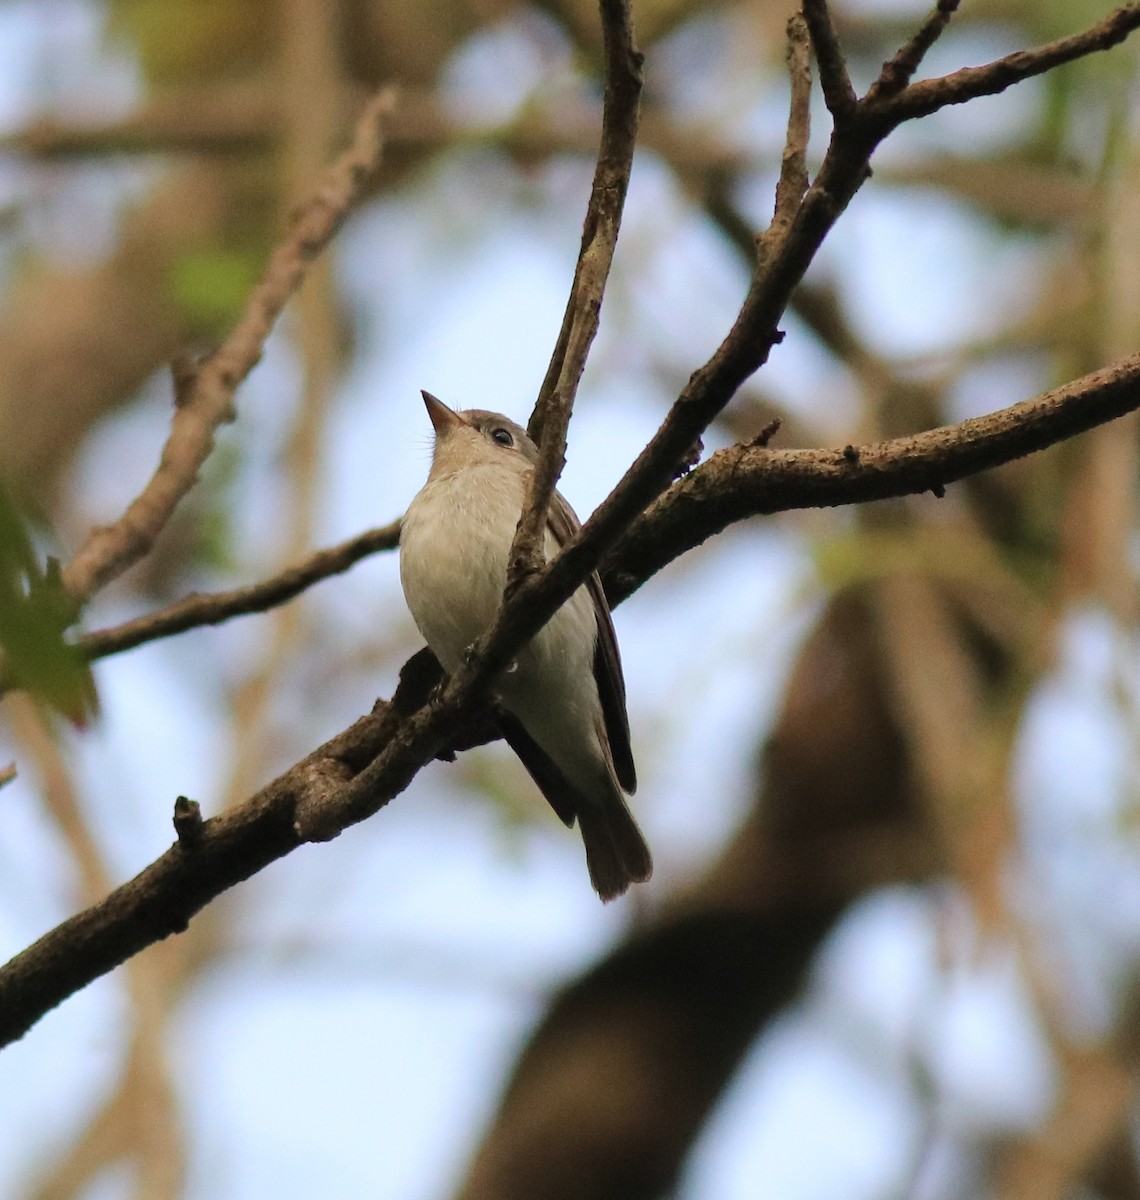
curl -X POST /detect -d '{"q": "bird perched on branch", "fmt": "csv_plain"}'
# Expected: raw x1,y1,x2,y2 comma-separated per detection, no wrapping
399,391,652,901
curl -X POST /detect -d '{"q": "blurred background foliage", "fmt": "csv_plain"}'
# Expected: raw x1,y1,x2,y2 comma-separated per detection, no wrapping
0,1,1139,1198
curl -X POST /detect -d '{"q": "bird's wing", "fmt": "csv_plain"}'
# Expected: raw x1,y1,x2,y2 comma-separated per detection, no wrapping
495,708,578,827
546,489,637,794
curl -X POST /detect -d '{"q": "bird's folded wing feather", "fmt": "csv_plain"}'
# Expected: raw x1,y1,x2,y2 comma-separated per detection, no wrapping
546,490,637,794
495,707,578,826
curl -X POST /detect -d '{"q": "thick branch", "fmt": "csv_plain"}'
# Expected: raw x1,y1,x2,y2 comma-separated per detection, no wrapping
607,352,1140,602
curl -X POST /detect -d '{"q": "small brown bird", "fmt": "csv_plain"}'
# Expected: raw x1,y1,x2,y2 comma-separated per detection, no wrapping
399,392,652,900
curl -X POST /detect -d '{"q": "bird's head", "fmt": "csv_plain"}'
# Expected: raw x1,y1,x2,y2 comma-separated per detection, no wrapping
420,390,538,477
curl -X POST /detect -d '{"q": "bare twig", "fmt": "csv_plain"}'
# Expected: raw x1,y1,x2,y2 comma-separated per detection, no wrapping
871,3,1140,121
0,762,14,791
869,0,963,99
758,14,813,260
78,521,401,663
509,0,643,588
801,0,857,121
60,87,397,604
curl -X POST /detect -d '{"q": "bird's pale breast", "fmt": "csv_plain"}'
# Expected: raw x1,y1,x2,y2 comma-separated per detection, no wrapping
400,461,608,798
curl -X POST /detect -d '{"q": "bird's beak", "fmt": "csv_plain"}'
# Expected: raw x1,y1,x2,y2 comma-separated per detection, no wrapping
421,390,464,435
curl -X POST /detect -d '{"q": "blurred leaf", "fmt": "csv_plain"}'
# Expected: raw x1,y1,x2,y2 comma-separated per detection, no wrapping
190,437,242,574
812,524,1033,597
109,0,273,82
169,247,262,332
0,487,97,724
879,156,1092,228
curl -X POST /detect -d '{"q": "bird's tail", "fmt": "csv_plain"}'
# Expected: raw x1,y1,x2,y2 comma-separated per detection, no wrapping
577,796,653,902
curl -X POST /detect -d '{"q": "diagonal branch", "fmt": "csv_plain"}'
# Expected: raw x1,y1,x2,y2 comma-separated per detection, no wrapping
76,521,402,663
606,351,1140,603
66,345,1140,669
801,0,857,121
60,87,397,604
545,0,1140,585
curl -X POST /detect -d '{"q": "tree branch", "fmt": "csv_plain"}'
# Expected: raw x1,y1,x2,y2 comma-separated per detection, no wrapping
871,3,1140,121
553,0,1140,583
758,11,813,261
60,87,397,604
69,340,1132,684
869,0,962,99
607,351,1140,602
77,520,401,663
801,0,857,121
509,0,642,587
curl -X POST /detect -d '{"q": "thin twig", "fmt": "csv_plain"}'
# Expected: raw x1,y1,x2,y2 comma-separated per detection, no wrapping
801,0,857,121
868,0,963,100
871,3,1140,121
77,523,400,662
60,87,397,604
508,0,642,589
0,762,15,791
759,14,813,259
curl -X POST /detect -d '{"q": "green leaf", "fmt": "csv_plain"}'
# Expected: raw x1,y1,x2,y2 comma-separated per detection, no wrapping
0,488,97,724
169,248,262,332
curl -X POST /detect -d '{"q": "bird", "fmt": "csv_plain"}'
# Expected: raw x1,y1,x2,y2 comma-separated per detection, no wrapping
399,391,652,901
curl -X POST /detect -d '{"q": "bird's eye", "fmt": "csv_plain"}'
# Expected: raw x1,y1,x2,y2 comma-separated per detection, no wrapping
490,427,514,447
